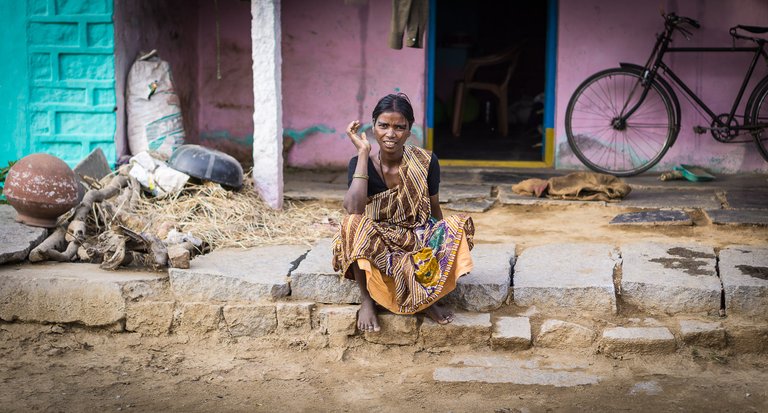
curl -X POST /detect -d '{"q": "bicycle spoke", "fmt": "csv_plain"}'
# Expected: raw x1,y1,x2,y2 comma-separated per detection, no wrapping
566,69,675,176
584,85,618,117
751,85,768,162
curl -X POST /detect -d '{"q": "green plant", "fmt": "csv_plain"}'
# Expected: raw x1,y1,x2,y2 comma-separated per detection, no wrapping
0,160,16,205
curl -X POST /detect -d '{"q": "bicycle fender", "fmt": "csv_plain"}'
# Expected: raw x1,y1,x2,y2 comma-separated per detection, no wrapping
619,63,682,145
745,75,768,122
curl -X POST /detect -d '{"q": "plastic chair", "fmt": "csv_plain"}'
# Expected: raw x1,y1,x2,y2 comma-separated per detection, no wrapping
451,45,523,137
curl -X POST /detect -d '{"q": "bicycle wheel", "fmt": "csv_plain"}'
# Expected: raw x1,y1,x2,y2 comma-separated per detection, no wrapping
565,68,677,176
749,77,768,162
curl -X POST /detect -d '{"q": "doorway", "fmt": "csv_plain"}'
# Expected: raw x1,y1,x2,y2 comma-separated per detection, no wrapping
426,0,555,167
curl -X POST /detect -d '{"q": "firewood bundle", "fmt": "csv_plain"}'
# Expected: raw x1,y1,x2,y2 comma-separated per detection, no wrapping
29,166,198,270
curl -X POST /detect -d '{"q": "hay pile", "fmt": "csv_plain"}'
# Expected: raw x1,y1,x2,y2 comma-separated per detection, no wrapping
132,177,342,250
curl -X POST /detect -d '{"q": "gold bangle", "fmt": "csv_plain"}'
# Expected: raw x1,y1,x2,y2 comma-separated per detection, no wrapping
352,174,369,180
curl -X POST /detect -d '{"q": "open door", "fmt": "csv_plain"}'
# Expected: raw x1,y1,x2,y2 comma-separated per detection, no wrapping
426,0,556,167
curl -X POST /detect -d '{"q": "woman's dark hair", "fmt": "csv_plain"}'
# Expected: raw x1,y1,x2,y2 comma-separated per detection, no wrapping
372,93,415,128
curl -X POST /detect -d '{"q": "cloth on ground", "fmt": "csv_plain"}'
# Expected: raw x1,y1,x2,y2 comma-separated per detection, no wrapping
512,172,631,202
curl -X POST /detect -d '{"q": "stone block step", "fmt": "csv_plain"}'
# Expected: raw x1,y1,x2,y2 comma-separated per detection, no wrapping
535,319,595,349
290,238,360,304
443,243,514,312
678,319,726,348
0,205,47,265
491,316,531,350
513,243,618,314
293,240,514,311
169,245,309,303
433,355,600,386
621,242,720,315
0,262,166,327
719,245,768,318
420,312,491,347
599,326,676,355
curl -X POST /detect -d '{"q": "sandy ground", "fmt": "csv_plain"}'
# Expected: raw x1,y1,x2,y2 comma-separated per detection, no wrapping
462,203,768,250
1,201,767,412
0,322,766,413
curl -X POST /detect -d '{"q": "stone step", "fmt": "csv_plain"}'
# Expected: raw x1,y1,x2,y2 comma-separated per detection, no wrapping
0,205,47,265
433,355,600,386
535,319,596,349
443,243,514,312
621,242,720,315
678,318,726,348
491,316,531,350
0,262,167,327
420,312,492,347
169,245,309,302
513,243,619,314
598,326,677,355
290,238,360,304
718,245,768,318
290,239,512,311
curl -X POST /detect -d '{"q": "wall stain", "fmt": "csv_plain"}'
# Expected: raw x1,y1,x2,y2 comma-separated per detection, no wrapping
284,125,336,144
337,123,424,147
356,2,370,116
736,265,768,281
198,130,253,167
648,247,716,277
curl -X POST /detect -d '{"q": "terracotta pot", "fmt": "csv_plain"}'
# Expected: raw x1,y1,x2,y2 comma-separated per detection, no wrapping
3,153,79,228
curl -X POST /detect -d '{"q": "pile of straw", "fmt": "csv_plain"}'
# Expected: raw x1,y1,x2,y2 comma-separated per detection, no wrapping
132,177,342,250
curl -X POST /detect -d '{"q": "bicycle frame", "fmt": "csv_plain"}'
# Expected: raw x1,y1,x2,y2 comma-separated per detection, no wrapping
622,27,768,133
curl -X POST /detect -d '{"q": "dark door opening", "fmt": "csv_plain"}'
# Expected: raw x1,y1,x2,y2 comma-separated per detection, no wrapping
431,0,548,162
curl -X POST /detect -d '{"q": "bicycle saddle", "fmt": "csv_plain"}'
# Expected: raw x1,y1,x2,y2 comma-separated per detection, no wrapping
735,25,768,34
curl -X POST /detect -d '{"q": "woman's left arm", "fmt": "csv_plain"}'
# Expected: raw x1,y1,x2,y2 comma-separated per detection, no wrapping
430,194,443,220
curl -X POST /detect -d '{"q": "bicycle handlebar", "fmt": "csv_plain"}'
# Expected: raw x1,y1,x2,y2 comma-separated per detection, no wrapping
661,13,700,41
665,13,700,29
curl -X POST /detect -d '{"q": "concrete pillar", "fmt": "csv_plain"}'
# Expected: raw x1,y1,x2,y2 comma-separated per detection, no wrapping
251,0,283,209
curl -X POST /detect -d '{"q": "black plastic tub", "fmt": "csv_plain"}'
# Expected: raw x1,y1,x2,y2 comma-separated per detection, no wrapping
169,144,244,190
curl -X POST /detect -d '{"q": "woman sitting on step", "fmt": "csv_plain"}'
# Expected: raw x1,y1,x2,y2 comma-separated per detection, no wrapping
332,93,475,332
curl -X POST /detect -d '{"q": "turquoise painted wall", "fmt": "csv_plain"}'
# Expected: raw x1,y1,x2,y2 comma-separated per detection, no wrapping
2,0,117,168
0,0,30,168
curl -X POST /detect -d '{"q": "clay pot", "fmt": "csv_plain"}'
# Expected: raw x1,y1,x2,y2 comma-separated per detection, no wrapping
3,153,79,228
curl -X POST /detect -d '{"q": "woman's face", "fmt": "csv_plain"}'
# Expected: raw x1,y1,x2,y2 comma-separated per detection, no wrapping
373,111,411,156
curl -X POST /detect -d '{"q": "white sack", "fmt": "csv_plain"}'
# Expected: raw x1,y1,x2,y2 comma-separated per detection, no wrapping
127,50,185,158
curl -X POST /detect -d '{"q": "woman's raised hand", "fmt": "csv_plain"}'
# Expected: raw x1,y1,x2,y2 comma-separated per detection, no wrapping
346,120,371,155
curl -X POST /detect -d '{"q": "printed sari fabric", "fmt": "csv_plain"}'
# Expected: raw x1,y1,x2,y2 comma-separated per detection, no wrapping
332,145,474,314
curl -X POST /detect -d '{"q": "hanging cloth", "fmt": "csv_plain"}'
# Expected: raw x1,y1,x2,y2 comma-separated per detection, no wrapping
388,0,428,49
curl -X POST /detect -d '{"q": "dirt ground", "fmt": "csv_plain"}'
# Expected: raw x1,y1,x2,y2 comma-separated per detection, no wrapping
0,322,766,413
1,202,767,412
463,203,768,250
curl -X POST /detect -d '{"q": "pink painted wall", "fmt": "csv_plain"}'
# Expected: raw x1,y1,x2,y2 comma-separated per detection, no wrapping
196,0,255,167
113,0,200,161
555,0,768,173
281,0,427,169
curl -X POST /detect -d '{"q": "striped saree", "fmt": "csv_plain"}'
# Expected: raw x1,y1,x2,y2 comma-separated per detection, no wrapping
332,145,474,314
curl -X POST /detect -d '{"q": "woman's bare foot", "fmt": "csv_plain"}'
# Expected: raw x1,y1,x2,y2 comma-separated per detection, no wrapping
357,297,380,332
424,303,454,325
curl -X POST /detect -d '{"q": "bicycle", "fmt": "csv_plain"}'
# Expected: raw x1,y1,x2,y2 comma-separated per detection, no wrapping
564,12,768,176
